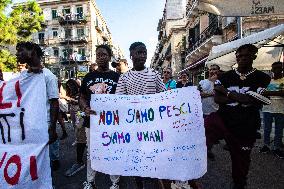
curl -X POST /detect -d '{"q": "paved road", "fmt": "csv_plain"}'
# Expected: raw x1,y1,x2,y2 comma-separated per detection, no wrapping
54,123,284,189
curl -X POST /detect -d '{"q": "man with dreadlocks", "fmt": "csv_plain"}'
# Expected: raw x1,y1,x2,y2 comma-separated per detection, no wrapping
16,41,60,188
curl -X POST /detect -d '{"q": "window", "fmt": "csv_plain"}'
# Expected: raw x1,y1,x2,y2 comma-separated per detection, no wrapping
194,23,200,42
53,48,59,57
63,49,72,58
63,8,70,16
78,48,86,61
76,6,83,19
52,9,57,19
78,48,85,56
52,28,58,38
38,33,45,40
77,28,84,37
65,29,72,38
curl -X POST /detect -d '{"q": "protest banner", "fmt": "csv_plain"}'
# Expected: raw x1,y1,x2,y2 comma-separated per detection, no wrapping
90,87,207,181
0,74,52,189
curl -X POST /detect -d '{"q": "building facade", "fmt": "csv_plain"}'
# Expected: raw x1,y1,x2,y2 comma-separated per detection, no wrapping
30,0,123,79
150,0,187,76
151,0,284,84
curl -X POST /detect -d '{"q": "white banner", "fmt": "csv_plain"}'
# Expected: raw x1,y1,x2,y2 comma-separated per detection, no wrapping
90,87,207,181
0,74,52,188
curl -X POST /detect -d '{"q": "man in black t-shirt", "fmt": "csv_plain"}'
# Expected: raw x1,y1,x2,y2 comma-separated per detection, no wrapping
206,44,270,189
80,45,120,189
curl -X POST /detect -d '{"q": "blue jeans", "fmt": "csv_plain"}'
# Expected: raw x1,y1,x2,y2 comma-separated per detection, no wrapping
263,112,284,149
49,139,60,161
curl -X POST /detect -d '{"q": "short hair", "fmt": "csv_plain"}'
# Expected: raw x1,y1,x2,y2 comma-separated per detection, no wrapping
163,67,173,73
236,44,258,55
272,61,283,67
96,44,112,57
210,64,220,70
66,79,80,97
180,72,189,77
129,42,146,52
16,42,44,57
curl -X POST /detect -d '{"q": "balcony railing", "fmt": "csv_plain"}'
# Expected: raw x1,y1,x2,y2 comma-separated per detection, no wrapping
60,36,88,45
60,55,89,65
38,39,47,45
58,13,87,25
186,20,222,55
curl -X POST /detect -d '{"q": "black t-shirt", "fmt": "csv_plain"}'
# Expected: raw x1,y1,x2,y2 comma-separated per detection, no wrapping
176,81,192,88
80,70,120,127
216,69,271,138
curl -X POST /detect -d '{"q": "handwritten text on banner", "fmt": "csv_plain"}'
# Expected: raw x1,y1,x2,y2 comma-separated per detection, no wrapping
90,87,207,181
0,74,52,189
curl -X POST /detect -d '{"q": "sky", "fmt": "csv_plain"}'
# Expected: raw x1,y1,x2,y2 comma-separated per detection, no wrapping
96,0,166,66
13,0,166,67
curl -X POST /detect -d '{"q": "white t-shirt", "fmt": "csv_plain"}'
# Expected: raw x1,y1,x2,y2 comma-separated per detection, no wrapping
21,68,59,122
262,78,284,114
199,79,218,115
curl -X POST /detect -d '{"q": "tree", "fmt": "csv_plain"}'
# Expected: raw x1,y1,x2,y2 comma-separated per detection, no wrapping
0,0,44,71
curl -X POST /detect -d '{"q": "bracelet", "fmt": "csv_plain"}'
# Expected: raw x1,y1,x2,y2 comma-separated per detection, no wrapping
226,91,231,97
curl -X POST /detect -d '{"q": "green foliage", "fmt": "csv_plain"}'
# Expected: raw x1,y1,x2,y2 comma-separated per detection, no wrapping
0,0,44,71
0,49,17,71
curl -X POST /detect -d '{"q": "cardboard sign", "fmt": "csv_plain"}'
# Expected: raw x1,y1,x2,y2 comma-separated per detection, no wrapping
90,87,207,181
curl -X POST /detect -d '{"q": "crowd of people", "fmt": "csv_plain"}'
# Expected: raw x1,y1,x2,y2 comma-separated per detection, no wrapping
2,41,282,189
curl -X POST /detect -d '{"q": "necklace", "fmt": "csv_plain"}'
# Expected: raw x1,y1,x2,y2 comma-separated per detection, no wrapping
235,69,256,80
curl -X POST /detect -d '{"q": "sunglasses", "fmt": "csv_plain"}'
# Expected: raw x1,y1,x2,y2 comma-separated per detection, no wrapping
163,71,171,74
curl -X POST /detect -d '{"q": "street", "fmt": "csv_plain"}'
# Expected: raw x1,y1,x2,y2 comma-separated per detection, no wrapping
54,123,284,189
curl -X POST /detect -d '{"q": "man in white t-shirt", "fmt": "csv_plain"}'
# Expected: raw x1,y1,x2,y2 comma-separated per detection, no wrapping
199,64,220,117
16,42,59,188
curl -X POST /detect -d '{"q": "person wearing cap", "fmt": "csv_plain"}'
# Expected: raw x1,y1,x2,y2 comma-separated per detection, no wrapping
111,58,129,75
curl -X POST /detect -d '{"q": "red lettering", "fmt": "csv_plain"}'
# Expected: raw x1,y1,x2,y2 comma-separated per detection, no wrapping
0,83,12,109
4,155,22,185
15,81,22,107
29,156,38,181
0,152,7,168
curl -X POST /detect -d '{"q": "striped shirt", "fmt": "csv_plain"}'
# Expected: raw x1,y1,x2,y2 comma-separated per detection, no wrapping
115,68,166,95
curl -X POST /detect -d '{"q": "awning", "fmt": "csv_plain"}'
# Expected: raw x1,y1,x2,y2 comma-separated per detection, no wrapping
192,0,284,17
206,24,284,71
178,56,208,74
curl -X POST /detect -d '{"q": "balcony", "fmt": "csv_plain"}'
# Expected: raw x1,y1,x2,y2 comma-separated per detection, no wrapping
60,55,90,65
186,0,199,17
58,13,87,25
41,20,49,28
95,24,102,33
38,39,47,46
186,20,223,65
59,36,88,45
